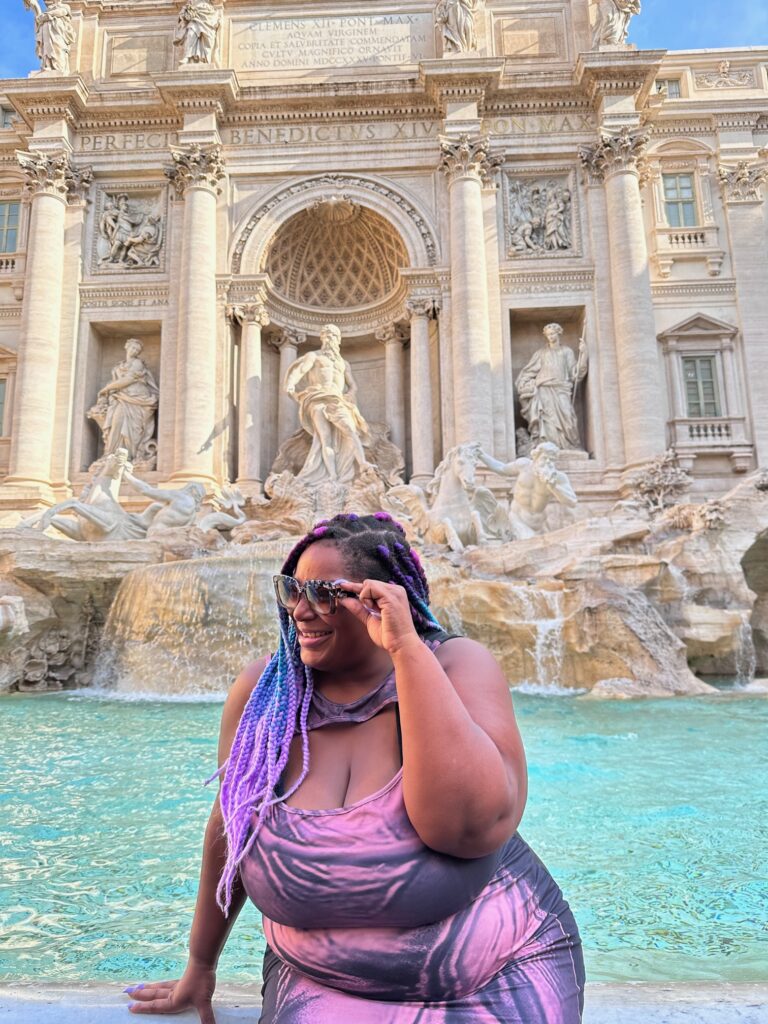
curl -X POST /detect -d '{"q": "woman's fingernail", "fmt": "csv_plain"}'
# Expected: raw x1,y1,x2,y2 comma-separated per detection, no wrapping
123,987,135,994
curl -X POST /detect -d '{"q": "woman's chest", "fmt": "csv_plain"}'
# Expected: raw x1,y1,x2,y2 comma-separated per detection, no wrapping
280,708,401,811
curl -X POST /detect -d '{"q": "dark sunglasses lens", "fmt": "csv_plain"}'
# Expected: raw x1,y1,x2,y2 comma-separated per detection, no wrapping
306,582,335,614
275,576,301,609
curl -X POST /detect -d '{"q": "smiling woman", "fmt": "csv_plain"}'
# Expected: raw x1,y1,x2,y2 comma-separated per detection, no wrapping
124,512,585,1023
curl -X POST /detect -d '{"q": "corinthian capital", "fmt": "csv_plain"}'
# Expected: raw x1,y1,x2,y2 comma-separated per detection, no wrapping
717,161,768,204
406,296,439,319
579,126,650,183
16,150,93,203
165,144,226,196
439,134,502,185
228,298,270,327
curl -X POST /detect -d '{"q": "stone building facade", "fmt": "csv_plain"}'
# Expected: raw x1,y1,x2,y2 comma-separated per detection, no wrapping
0,0,766,514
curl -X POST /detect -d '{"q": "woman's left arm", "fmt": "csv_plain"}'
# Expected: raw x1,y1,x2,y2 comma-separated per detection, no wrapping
393,635,527,859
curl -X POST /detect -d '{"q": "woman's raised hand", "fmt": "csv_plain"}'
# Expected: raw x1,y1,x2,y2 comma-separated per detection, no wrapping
336,579,421,655
123,961,217,1022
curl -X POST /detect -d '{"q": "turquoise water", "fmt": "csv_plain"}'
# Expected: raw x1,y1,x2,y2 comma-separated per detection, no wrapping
0,690,766,986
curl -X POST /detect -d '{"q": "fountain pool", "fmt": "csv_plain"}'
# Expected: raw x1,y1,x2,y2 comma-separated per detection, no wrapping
1,689,765,987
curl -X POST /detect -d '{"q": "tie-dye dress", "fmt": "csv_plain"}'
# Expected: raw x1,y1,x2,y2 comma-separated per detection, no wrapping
240,670,585,1024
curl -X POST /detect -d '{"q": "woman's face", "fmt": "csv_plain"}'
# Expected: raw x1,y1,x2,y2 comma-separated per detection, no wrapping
289,541,379,674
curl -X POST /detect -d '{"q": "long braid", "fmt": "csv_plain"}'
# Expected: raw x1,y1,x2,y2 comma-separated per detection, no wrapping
205,512,443,915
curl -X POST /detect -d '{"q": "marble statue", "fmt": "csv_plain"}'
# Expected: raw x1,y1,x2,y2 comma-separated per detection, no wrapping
98,194,163,269
385,443,510,552
87,339,159,471
18,449,147,541
516,323,588,450
435,0,479,54
122,471,206,536
284,324,372,485
23,0,75,74
591,0,640,48
507,179,573,256
478,442,579,539
197,485,247,533
173,1,222,66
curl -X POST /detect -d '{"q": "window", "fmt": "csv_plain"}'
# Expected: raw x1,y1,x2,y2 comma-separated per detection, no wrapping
663,174,698,228
655,79,682,98
0,378,6,435
0,108,15,129
0,202,19,254
683,356,720,417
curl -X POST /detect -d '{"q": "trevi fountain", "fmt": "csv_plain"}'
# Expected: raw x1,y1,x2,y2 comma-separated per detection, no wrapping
1,319,766,700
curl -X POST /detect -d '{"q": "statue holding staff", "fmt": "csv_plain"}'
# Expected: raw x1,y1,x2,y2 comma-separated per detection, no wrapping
23,0,76,74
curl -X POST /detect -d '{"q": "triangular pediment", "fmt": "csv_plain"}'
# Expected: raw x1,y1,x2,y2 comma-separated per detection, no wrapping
0,344,16,360
658,314,738,341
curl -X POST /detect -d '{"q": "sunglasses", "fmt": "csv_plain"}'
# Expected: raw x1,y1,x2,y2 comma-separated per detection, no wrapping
273,575,358,615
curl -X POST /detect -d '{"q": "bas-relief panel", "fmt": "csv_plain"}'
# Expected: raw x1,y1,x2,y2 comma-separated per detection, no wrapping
89,186,168,276
105,33,172,76
491,4,569,63
502,169,581,260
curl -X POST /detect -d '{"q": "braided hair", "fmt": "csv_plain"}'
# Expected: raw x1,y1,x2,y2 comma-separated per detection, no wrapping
205,512,442,915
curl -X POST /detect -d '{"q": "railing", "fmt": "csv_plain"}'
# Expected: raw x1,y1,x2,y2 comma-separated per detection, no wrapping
0,255,17,274
664,230,707,249
670,416,749,447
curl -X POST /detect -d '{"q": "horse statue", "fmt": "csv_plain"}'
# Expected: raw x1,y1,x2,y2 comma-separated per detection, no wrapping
385,443,511,552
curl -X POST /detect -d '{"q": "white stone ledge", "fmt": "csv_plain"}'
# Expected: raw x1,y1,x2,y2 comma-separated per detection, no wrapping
1,982,767,1023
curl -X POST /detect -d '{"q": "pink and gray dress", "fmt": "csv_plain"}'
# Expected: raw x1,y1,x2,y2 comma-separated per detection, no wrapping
240,668,585,1023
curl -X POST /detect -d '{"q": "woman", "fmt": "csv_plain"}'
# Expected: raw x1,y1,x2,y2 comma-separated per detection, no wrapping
124,513,585,1022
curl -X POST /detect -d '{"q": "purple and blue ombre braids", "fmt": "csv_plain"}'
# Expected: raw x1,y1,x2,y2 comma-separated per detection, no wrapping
205,511,442,915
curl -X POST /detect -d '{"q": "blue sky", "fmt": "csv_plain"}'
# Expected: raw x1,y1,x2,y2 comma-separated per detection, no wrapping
0,2,766,80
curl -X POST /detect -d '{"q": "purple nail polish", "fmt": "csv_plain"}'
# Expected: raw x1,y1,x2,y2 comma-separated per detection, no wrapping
123,987,135,994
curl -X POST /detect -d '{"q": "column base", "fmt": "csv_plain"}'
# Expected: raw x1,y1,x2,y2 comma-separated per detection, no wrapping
0,476,58,506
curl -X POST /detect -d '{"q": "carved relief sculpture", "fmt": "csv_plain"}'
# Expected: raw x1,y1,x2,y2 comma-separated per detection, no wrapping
717,161,768,203
283,324,372,485
173,0,222,66
97,193,164,268
23,0,75,74
695,60,755,89
87,339,159,471
590,0,640,48
507,177,573,256
516,323,588,450
435,0,480,54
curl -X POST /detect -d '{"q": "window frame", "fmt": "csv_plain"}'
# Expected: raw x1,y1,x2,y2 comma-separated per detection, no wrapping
655,78,682,99
681,354,722,418
0,200,20,255
662,172,699,229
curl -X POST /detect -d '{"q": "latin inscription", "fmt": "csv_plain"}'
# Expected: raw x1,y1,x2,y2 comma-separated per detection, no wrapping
77,132,175,153
232,13,435,71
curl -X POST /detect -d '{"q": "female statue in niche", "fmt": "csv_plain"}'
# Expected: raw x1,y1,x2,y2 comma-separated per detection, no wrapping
515,323,588,451
87,338,159,470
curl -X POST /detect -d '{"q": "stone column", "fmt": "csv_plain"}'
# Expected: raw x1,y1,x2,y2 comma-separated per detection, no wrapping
717,160,768,466
375,323,407,453
274,328,305,443
439,134,499,451
165,144,225,484
229,297,270,494
580,128,666,467
406,298,436,486
5,151,91,495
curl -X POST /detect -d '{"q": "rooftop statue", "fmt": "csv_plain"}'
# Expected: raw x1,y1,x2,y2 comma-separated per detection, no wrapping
174,0,222,66
516,323,588,451
435,0,480,54
591,0,641,48
23,0,75,74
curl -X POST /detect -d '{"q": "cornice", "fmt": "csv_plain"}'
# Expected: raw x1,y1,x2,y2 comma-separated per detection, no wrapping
1,76,90,131
651,279,737,300
575,50,666,107
500,269,595,294
79,282,169,308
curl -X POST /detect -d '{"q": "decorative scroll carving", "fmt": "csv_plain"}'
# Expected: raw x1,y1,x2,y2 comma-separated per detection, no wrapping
16,150,92,202
232,174,439,273
228,296,270,326
165,144,225,196
505,176,573,257
695,61,755,90
439,134,502,184
173,0,222,66
590,0,640,48
97,192,164,268
717,161,767,204
435,0,480,54
579,126,649,182
23,0,75,74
